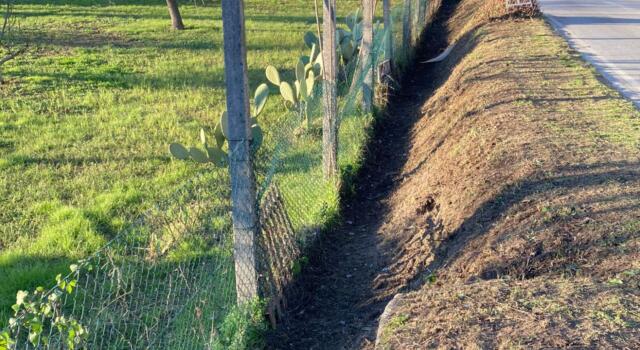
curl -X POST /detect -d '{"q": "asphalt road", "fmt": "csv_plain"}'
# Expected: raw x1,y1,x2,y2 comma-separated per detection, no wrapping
538,0,640,107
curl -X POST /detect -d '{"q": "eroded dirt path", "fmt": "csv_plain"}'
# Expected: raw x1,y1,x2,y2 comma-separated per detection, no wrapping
266,3,458,349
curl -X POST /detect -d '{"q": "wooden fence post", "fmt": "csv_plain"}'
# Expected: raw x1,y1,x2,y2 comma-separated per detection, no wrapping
418,0,427,31
402,0,412,60
322,0,339,179
383,0,393,67
221,0,259,305
412,0,420,44
361,0,374,113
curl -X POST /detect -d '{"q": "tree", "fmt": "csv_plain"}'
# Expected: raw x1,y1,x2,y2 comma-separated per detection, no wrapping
166,0,185,30
0,0,27,81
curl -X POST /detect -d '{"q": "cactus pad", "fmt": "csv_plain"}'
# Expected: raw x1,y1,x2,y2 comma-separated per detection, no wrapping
266,65,281,86
189,147,209,163
220,111,229,138
169,143,190,160
251,124,263,151
303,31,319,49
206,145,227,167
214,123,225,148
254,83,270,117
280,81,296,104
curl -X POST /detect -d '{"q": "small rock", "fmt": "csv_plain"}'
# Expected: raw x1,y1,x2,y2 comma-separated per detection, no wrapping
581,217,593,224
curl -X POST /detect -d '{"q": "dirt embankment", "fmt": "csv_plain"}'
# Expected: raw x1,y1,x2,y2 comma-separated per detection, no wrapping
375,0,640,348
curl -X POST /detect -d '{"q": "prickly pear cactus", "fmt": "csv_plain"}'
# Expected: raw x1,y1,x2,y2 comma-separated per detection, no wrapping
169,84,268,167
303,31,319,49
337,9,363,67
266,66,281,86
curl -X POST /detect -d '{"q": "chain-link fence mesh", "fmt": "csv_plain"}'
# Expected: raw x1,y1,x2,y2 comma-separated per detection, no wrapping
3,1,435,348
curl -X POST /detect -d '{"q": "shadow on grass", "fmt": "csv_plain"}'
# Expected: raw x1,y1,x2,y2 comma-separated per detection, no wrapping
16,0,175,7
17,7,316,25
0,254,76,328
3,154,170,168
8,66,279,92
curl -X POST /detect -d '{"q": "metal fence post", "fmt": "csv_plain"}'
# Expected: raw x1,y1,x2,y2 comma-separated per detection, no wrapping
221,0,259,305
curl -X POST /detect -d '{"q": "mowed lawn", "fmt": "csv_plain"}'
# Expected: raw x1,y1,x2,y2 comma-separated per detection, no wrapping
0,0,362,322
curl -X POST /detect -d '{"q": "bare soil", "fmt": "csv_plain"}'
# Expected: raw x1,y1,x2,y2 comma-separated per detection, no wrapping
376,0,640,348
266,0,455,348
269,0,640,348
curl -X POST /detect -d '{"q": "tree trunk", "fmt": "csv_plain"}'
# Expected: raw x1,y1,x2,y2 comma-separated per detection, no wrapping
0,1,28,83
166,0,185,30
322,0,338,179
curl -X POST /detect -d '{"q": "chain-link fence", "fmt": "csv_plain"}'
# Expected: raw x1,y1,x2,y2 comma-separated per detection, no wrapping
3,1,435,348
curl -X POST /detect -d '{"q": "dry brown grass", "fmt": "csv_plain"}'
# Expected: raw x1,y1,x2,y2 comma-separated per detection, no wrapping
374,0,640,348
379,277,640,349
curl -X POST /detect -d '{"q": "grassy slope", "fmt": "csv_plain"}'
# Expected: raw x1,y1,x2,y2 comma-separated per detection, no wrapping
1,0,364,322
375,1,640,348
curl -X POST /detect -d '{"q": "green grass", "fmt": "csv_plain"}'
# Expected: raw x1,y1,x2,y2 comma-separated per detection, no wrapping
0,0,369,327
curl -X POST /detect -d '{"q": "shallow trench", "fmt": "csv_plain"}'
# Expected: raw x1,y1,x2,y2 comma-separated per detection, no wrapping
265,2,460,349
